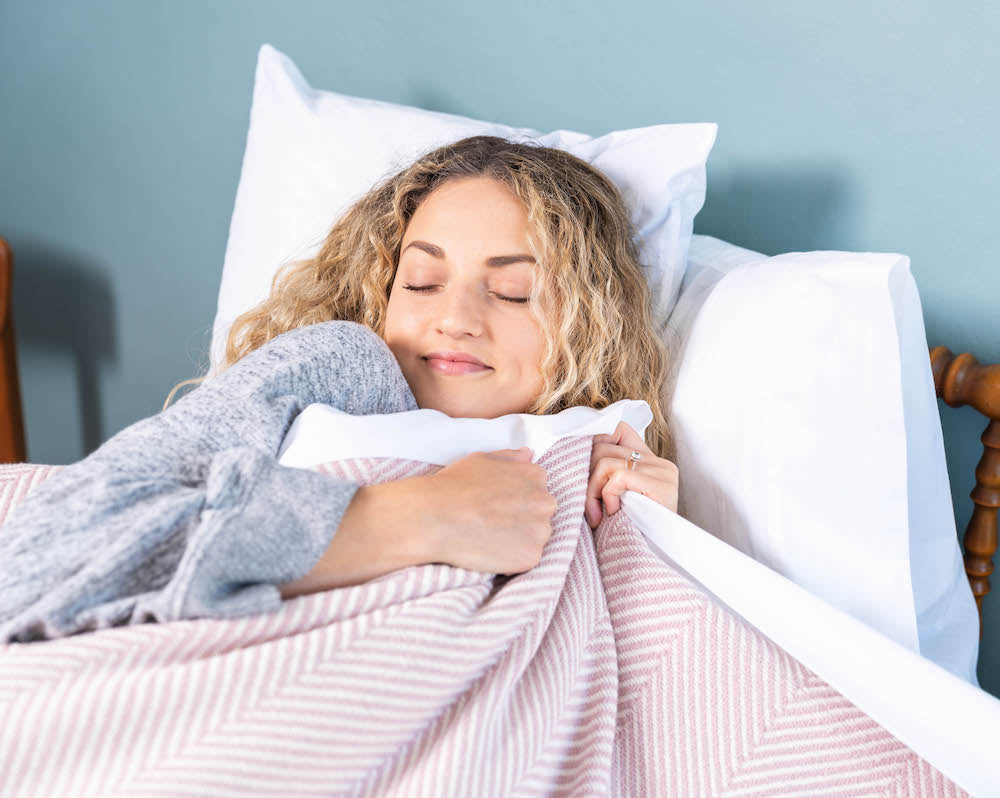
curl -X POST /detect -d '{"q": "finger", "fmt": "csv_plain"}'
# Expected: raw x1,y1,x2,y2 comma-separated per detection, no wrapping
592,450,675,481
585,456,618,528
591,422,653,460
595,419,634,446
599,462,627,518
600,464,668,518
591,422,626,448
585,496,602,529
611,421,654,456
585,454,652,527
590,441,665,477
590,441,634,472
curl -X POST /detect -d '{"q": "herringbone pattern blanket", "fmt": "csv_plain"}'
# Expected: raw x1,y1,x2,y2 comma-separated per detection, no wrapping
0,436,965,796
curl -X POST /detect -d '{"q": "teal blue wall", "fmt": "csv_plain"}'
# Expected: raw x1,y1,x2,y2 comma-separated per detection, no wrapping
1,1,997,694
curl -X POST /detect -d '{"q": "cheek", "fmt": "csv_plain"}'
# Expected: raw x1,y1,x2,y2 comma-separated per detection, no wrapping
382,330,408,373
383,296,419,349
511,318,546,379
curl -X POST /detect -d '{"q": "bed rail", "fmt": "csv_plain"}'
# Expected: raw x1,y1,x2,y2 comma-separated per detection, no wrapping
930,346,1000,638
0,237,26,464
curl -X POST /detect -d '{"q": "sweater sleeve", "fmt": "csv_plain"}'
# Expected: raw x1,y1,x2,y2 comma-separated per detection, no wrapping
0,320,418,643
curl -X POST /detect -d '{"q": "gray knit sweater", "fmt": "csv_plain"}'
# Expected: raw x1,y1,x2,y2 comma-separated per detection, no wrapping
0,320,417,643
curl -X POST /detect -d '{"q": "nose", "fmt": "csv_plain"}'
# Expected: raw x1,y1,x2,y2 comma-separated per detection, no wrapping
435,285,485,338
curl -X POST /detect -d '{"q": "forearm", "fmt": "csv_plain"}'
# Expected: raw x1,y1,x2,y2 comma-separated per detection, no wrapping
0,321,419,642
278,476,439,597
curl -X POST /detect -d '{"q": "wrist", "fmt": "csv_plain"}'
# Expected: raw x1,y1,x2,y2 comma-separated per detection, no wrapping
363,475,442,568
279,474,443,599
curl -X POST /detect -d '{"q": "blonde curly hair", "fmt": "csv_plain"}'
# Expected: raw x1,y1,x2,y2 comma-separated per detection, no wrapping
165,135,678,462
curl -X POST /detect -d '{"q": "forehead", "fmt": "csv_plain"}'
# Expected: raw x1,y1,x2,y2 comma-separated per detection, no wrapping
402,177,532,247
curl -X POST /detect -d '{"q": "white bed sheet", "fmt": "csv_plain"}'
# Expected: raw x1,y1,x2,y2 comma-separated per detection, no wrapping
278,399,1000,797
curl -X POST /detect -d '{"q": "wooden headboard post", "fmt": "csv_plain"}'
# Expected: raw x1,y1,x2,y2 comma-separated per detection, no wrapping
930,346,1000,639
0,238,27,463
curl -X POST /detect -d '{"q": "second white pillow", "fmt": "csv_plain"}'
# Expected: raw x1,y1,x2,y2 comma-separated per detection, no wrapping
663,234,980,686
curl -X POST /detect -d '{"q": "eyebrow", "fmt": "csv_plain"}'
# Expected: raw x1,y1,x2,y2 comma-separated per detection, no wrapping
400,240,536,268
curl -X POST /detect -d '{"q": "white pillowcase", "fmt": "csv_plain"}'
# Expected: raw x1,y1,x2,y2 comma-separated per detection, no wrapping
277,398,653,468
207,43,717,376
663,234,980,685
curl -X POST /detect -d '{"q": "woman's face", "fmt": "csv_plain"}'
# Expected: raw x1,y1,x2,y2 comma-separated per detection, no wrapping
383,176,547,419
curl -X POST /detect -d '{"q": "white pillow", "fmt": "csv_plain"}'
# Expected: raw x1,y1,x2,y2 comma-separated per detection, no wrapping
663,234,981,686
277,397,654,468
208,43,717,376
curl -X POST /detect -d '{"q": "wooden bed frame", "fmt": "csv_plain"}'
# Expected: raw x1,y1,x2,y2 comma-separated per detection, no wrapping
1,236,997,642
930,347,1000,639
0,239,26,465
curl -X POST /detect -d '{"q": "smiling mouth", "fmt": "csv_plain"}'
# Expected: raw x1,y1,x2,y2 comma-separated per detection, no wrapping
422,356,494,376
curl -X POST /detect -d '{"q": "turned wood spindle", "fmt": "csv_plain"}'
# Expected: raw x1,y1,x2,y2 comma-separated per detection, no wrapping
0,238,27,464
930,346,1000,639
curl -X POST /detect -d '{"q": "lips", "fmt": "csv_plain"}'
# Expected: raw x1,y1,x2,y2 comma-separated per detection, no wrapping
422,351,493,376
423,350,489,367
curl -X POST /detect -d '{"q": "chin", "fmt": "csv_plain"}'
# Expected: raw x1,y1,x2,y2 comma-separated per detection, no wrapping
418,395,501,419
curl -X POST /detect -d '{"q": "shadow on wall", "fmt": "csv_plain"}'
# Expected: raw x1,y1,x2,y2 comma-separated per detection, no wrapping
696,165,859,255
11,239,118,458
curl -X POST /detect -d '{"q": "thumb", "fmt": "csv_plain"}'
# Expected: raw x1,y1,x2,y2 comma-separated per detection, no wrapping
487,446,533,461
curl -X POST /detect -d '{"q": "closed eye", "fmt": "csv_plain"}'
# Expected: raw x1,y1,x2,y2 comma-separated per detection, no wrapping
402,285,529,304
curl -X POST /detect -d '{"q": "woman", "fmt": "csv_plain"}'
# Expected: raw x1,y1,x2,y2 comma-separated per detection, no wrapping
0,135,679,643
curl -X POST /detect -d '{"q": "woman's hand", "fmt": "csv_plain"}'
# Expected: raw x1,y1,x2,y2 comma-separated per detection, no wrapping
585,421,679,528
421,447,559,575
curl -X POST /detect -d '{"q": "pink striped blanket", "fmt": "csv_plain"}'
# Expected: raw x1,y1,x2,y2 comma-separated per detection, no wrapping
0,436,966,796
